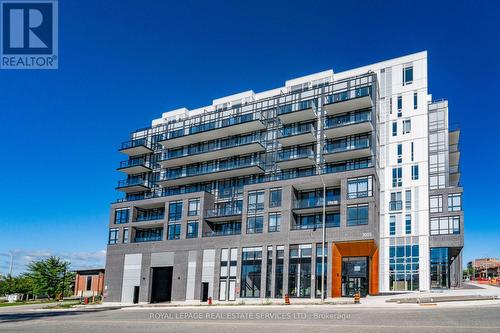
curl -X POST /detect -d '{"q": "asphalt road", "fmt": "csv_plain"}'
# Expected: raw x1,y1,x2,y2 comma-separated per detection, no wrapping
1,305,500,333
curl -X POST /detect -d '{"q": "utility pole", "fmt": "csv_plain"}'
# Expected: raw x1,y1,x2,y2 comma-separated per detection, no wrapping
8,252,13,276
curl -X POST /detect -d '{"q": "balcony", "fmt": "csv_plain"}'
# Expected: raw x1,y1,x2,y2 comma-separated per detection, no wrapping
117,158,152,175
449,165,461,187
203,221,242,237
119,138,153,156
159,136,265,168
292,197,340,214
277,99,317,124
324,158,373,174
278,123,316,147
205,206,242,222
116,178,151,193
133,227,163,243
276,149,316,169
389,201,403,211
323,138,371,163
449,144,460,167
158,158,265,187
159,113,266,149
323,86,373,116
324,110,373,139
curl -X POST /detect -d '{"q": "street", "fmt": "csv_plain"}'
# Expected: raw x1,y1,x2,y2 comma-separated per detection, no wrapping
1,304,500,333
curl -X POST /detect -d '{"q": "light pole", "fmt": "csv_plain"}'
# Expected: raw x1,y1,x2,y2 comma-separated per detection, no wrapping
8,251,13,276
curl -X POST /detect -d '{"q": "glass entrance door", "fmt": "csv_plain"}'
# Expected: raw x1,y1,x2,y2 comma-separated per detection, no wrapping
341,257,369,297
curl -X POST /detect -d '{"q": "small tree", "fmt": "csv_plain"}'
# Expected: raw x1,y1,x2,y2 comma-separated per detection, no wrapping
27,256,73,299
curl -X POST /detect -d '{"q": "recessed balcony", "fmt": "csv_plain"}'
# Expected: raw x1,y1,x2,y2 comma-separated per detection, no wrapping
292,197,341,214
276,149,316,169
278,123,316,147
119,138,153,156
158,113,266,149
158,159,265,187
277,99,317,124
159,137,265,168
117,158,151,175
323,138,371,163
116,178,151,193
324,110,373,139
323,86,373,116
205,206,243,223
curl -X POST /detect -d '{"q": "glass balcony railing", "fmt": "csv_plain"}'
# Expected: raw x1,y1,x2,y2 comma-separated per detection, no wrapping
325,138,370,154
119,158,149,169
135,213,165,222
291,220,339,230
277,99,315,115
279,123,315,138
324,158,373,174
163,134,261,160
294,197,340,209
117,178,150,188
205,206,243,218
133,228,163,242
325,110,371,129
203,229,241,237
121,138,149,150
325,86,371,105
278,149,315,161
165,158,264,180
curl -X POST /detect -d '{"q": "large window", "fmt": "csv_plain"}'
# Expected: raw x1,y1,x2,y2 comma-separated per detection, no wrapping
294,212,340,230
448,194,462,212
114,208,129,224
430,195,443,213
392,167,402,187
108,228,118,245
405,214,412,234
248,190,265,213
246,216,263,234
347,176,373,199
186,221,198,238
168,201,183,221
430,217,460,235
411,165,419,180
347,204,369,226
275,246,284,298
167,223,181,240
389,216,396,236
403,65,413,85
268,213,281,232
390,192,402,211
134,227,163,242
315,244,327,298
269,188,282,208
241,247,262,298
188,198,200,216
288,245,312,298
389,244,419,291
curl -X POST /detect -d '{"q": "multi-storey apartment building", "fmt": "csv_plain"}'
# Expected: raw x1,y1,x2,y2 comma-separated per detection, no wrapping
104,51,464,304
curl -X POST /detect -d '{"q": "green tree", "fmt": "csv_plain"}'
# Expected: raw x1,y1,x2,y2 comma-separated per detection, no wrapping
0,274,34,296
27,256,73,299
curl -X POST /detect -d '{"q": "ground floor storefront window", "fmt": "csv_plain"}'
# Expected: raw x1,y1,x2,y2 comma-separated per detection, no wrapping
288,244,312,298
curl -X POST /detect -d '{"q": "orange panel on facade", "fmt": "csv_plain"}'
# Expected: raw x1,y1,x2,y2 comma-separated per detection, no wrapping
331,240,379,297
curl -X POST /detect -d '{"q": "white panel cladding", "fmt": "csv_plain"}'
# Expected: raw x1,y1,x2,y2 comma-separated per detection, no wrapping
186,250,197,300
151,252,174,267
201,249,216,299
121,254,142,303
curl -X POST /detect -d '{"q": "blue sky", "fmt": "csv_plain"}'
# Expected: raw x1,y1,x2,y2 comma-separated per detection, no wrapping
0,0,499,274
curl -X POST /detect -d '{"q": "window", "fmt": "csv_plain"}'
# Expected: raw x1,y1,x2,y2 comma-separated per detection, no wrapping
397,144,402,164
268,213,281,232
403,65,413,85
315,244,328,298
294,213,340,230
390,192,402,211
392,122,397,136
114,208,129,224
390,97,393,114
347,204,369,226
405,214,411,234
248,190,265,213
403,119,411,134
405,190,412,210
188,198,200,216
389,244,419,291
411,142,414,161
269,188,282,208
241,247,262,298
411,165,419,180
448,194,462,212
288,245,312,298
86,276,92,291
134,227,163,242
389,216,396,236
430,195,443,213
265,246,273,298
247,216,263,234
397,95,402,117
275,246,284,298
167,224,181,240
108,228,118,245
168,201,183,221
413,92,418,109
392,167,402,187
122,228,129,243
430,217,460,235
186,221,198,239
347,176,373,199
